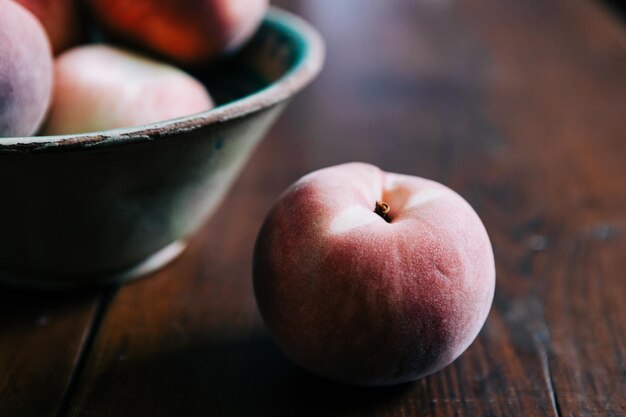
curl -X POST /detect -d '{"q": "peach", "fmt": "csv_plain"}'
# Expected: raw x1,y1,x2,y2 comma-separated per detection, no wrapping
253,163,495,386
0,0,53,137
86,0,269,65
42,45,214,135
15,0,83,54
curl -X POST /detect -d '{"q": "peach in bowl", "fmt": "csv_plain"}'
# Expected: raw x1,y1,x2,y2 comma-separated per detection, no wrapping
0,7,324,288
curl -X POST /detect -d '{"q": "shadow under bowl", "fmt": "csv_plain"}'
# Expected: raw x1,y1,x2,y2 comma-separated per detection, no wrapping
0,7,324,288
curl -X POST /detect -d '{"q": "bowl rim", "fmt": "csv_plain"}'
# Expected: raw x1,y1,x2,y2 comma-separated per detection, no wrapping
0,6,325,153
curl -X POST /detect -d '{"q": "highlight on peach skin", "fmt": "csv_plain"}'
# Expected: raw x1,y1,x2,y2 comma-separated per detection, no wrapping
253,162,496,386
42,45,214,135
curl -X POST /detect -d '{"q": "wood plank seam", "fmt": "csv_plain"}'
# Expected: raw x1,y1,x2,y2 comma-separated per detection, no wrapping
534,324,564,417
56,286,119,417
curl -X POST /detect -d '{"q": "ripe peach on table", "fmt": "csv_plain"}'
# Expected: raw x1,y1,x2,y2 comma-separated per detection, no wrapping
42,45,214,135
86,0,269,65
253,163,495,386
0,0,53,137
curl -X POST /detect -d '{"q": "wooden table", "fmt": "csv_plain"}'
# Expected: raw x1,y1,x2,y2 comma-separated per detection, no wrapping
1,0,624,416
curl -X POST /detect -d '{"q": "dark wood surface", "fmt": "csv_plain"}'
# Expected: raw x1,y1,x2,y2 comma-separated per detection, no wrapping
2,0,625,416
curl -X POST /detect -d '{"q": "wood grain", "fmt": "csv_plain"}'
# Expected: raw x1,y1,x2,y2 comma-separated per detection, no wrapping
2,0,624,416
0,288,100,417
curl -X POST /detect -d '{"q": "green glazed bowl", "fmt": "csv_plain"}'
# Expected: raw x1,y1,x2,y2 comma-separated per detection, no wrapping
0,7,325,288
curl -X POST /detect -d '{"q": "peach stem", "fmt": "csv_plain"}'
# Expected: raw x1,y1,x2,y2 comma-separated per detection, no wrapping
375,200,391,222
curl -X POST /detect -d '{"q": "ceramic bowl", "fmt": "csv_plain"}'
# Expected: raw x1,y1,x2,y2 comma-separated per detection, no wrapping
0,7,324,288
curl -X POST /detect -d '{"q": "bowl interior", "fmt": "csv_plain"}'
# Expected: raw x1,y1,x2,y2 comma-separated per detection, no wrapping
195,20,302,107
